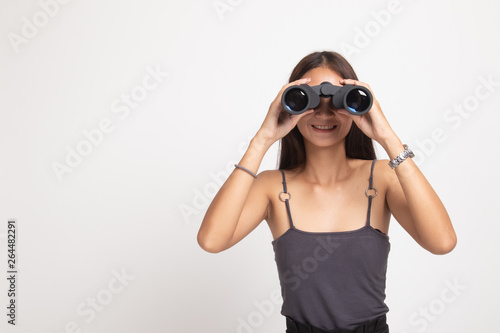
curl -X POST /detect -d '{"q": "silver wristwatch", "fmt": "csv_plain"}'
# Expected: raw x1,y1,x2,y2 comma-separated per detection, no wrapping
388,144,415,169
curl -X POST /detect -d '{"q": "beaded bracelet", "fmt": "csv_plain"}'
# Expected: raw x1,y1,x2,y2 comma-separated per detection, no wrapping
234,164,257,178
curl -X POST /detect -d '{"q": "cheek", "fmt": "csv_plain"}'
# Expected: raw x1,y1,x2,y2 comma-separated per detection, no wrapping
339,115,353,130
342,120,354,137
296,118,308,134
345,118,353,130
342,119,353,134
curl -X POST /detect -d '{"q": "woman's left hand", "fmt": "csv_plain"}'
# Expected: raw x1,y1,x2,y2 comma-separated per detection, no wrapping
337,79,397,145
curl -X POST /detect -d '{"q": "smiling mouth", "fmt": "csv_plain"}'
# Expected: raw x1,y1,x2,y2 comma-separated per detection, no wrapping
312,125,337,130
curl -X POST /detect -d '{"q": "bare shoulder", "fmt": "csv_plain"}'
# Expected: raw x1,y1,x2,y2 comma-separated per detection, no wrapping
373,159,399,190
257,167,304,184
256,169,283,181
254,169,285,199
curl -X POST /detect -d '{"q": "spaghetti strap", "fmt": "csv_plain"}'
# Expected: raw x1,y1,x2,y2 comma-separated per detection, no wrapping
279,170,295,228
365,159,377,226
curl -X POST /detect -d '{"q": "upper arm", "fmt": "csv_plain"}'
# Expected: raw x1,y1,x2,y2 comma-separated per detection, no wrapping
224,170,274,250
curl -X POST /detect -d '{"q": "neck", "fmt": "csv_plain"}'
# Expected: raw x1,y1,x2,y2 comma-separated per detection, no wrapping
300,139,351,186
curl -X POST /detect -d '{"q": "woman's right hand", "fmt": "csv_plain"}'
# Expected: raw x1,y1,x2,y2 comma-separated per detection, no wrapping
255,77,315,147
198,79,315,253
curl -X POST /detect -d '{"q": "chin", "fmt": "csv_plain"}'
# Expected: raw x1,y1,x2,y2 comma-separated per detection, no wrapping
304,137,346,149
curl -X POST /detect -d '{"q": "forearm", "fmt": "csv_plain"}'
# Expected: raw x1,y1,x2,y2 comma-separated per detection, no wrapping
381,134,457,254
197,134,271,252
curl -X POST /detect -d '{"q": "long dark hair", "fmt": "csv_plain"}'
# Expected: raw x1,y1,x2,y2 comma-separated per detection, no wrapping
278,51,376,170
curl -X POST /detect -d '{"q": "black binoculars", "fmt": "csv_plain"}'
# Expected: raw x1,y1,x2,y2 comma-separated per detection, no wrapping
281,81,373,115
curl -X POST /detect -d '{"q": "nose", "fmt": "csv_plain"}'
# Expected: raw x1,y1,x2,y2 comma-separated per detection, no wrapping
313,97,336,117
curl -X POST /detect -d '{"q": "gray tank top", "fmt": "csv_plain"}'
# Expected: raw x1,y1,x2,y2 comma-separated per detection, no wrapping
272,160,390,331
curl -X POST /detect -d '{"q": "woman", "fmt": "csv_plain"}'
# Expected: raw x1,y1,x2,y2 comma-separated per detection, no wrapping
197,51,457,333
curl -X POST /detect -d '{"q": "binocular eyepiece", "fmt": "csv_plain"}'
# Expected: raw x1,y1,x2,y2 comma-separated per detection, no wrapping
281,81,373,115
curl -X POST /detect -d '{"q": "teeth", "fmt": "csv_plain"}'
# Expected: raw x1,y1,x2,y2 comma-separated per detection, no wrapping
313,125,335,130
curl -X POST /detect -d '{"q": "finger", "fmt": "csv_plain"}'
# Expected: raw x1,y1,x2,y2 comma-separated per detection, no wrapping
340,78,359,85
340,78,372,90
279,77,311,93
292,77,312,85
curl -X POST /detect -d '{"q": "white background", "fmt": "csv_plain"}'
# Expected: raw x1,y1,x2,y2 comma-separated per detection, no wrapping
1,0,499,332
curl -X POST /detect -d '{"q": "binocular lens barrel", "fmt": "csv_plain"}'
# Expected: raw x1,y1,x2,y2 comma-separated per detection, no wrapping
281,82,373,115
283,88,309,113
345,88,371,114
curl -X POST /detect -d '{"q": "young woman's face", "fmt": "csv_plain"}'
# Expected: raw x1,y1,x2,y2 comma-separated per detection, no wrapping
296,67,353,148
